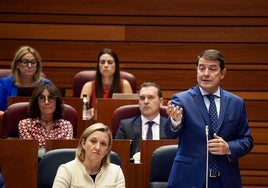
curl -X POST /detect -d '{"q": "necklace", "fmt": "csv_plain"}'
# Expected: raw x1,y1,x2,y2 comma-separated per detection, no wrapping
41,118,53,125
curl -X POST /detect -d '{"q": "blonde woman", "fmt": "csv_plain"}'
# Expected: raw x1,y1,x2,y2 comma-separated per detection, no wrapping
53,123,125,187
0,45,50,115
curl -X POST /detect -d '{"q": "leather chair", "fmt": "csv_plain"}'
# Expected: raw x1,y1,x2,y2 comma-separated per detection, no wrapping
38,148,121,188
150,145,178,188
111,104,168,138
72,70,137,97
2,102,78,138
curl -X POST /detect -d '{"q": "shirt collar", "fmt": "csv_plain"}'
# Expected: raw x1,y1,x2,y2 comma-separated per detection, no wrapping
141,113,160,125
34,118,59,128
199,86,221,98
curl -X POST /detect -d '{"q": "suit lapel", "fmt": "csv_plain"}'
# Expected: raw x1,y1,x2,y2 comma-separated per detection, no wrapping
192,86,211,128
132,117,142,139
217,90,228,132
159,117,167,138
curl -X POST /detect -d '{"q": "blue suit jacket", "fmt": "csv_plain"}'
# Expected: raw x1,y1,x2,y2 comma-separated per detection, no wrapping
0,75,50,111
115,115,169,157
165,85,253,188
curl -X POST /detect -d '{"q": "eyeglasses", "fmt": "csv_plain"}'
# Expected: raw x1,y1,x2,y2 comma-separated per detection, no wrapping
38,95,56,103
19,59,38,67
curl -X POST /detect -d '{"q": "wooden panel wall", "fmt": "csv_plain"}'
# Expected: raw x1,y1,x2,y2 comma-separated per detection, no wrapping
0,0,267,187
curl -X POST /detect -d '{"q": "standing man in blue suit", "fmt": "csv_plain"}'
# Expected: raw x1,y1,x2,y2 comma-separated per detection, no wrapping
165,49,253,188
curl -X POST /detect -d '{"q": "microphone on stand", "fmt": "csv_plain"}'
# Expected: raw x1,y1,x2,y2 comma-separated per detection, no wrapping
205,125,209,188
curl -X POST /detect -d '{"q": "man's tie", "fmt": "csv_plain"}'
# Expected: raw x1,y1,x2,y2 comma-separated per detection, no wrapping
207,94,218,133
146,121,154,140
207,94,219,172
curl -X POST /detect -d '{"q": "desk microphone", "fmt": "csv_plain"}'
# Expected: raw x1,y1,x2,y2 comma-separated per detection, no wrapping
205,125,209,188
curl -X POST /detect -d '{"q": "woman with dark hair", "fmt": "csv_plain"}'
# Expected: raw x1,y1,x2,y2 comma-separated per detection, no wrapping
80,48,133,117
18,82,73,155
53,123,125,187
0,45,50,115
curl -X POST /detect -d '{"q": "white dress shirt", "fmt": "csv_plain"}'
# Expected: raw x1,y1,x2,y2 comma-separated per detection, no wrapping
141,114,160,140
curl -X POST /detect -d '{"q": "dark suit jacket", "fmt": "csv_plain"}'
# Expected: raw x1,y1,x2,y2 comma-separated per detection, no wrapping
165,85,253,188
0,173,5,188
115,115,168,157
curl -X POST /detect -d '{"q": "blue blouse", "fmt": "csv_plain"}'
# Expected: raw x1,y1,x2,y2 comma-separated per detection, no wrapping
0,75,50,111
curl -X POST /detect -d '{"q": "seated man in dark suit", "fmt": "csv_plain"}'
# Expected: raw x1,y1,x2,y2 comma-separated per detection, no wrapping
115,82,174,162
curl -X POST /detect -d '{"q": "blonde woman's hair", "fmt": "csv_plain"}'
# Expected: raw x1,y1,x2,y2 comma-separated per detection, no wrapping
76,123,112,167
11,45,43,86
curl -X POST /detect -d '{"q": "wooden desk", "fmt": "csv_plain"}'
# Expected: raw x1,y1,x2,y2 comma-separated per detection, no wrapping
0,139,38,188
112,139,132,188
8,96,84,138
140,139,178,188
45,139,79,151
94,98,138,128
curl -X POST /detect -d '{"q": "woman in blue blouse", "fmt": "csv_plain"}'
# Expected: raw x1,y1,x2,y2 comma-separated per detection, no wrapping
0,45,50,116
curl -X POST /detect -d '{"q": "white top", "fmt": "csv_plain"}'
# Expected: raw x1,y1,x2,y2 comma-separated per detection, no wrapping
141,114,160,140
53,158,125,188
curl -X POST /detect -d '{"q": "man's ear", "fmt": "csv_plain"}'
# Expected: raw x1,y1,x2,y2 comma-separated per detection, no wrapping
160,97,164,106
221,68,227,80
